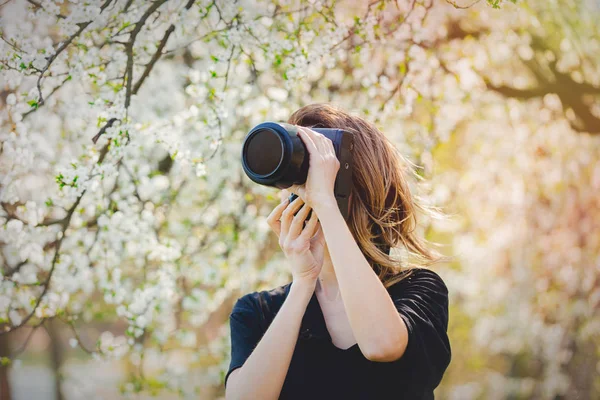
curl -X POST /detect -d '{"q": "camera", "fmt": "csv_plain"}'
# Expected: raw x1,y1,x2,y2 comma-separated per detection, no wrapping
241,122,354,221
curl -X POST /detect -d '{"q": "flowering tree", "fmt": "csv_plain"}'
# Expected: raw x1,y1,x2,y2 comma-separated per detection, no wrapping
1,0,598,399
422,2,600,398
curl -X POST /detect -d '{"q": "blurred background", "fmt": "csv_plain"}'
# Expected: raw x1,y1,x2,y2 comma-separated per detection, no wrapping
0,0,599,399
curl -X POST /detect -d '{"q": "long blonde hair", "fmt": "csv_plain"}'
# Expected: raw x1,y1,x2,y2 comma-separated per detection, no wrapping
287,103,451,288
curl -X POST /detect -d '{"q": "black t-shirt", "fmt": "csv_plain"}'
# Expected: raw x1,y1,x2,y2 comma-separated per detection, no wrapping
224,268,451,399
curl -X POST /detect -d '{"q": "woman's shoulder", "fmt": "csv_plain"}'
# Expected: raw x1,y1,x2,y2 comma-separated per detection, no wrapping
233,282,293,317
387,267,449,295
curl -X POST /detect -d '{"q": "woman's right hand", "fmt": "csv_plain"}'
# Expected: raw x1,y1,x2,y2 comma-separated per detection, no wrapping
266,195,325,284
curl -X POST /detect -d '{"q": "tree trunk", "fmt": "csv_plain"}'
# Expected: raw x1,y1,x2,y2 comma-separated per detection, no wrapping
0,334,11,400
564,337,597,400
46,320,65,400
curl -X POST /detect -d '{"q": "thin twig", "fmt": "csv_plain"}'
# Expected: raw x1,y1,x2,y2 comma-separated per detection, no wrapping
9,320,46,358
91,118,117,144
223,45,236,91
61,317,97,355
124,0,169,109
379,54,410,112
26,0,66,18
23,75,72,119
132,0,194,94
33,0,113,108
445,0,482,9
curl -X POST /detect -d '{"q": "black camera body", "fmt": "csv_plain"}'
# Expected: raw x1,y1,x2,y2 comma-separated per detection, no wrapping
241,122,354,221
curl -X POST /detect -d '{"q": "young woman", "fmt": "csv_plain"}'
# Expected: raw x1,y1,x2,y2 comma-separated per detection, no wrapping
224,104,452,399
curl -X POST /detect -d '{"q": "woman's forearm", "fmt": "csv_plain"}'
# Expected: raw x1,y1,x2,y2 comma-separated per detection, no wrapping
315,201,408,362
226,278,316,400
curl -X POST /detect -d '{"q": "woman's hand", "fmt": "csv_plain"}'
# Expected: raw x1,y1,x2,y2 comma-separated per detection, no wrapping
266,195,326,283
288,126,340,213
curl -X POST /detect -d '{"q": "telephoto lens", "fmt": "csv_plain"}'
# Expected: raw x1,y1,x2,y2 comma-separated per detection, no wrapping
241,122,354,221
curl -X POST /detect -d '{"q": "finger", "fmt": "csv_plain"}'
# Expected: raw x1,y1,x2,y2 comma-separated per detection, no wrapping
280,196,305,238
298,186,306,200
299,209,320,240
266,198,289,237
322,132,336,154
279,189,289,202
297,127,319,157
310,128,330,154
288,203,312,239
289,184,306,201
300,126,319,142
302,126,334,160
319,130,337,157
316,132,338,167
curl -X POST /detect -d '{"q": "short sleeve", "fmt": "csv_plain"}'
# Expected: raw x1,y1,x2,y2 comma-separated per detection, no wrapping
388,269,451,390
224,294,264,388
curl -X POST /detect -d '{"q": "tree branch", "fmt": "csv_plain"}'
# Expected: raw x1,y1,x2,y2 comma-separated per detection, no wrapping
2,260,27,278
23,75,72,119
33,0,113,109
445,0,482,9
60,317,97,355
435,23,600,134
91,117,117,144
132,24,175,96
26,0,66,19
9,319,47,359
485,82,548,99
486,35,600,133
124,0,169,109
0,137,108,336
0,191,84,334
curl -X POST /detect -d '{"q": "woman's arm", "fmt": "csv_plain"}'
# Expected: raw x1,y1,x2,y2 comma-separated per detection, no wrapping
316,201,408,362
288,126,409,362
226,278,316,400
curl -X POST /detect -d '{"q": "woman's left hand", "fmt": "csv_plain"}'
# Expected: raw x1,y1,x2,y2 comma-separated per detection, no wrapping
289,126,340,213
